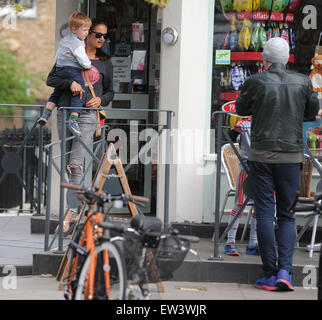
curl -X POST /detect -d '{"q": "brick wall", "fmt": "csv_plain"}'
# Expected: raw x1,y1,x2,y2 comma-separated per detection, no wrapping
0,0,56,104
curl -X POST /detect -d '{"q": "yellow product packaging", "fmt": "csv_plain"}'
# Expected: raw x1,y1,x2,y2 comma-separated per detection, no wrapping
234,0,260,12
238,20,253,51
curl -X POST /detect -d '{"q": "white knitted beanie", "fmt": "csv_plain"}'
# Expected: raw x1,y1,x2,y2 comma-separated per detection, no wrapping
262,37,290,65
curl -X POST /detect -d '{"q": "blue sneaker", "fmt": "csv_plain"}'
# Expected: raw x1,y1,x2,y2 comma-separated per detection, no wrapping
275,269,294,291
68,117,81,136
37,109,52,125
255,275,278,291
224,243,239,256
246,245,260,255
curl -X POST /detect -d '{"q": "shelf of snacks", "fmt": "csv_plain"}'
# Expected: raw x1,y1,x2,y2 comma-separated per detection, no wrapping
213,0,303,119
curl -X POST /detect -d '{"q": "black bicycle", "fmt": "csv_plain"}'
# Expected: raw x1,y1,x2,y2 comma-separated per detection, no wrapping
61,183,199,300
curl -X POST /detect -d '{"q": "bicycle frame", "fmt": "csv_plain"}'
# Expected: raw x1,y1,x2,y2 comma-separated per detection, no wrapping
66,207,111,300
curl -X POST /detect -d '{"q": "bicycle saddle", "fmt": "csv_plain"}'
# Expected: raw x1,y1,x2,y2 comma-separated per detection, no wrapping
130,215,162,233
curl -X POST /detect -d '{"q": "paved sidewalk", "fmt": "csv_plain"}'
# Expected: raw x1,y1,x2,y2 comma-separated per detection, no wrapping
0,215,320,301
0,216,44,266
0,276,318,300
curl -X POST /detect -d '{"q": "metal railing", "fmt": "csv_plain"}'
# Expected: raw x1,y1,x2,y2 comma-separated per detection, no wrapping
0,104,48,216
44,106,174,252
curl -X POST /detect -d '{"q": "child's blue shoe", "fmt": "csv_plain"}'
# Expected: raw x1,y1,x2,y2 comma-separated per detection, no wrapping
224,243,239,256
246,245,260,255
38,109,52,125
68,117,81,136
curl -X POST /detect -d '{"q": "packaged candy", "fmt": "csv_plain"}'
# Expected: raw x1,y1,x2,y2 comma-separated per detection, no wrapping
234,0,260,12
266,26,272,41
260,0,288,13
289,27,296,49
229,16,239,51
250,23,261,52
216,0,234,13
259,24,267,50
281,27,289,45
238,19,253,51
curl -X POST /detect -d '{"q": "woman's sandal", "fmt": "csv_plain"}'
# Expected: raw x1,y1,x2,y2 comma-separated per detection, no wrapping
55,217,78,234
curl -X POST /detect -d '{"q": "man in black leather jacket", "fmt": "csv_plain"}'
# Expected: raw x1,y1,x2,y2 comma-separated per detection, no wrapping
236,37,319,292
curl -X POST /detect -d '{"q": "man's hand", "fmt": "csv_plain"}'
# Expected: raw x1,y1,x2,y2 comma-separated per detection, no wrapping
316,109,322,120
70,81,85,99
86,97,101,109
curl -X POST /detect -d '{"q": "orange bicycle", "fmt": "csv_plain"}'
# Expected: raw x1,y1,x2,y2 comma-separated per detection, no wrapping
60,183,149,300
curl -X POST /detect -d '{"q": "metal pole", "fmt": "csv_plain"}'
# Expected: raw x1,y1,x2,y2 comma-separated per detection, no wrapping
101,125,106,155
36,109,44,216
58,109,67,253
164,111,172,234
210,112,224,260
44,146,53,251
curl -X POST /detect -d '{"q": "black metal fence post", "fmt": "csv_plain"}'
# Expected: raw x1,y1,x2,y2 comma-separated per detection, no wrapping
210,112,224,260
44,146,53,251
163,110,173,235
35,106,44,216
58,108,67,253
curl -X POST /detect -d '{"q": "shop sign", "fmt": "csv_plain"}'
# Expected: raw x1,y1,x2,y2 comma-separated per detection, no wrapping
222,100,236,114
221,100,248,118
215,50,231,65
111,56,131,83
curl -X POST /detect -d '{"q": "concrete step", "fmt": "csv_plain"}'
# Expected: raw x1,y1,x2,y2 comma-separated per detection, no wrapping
172,222,322,245
28,218,321,286
31,216,322,245
30,215,59,234
32,252,63,276
31,240,320,287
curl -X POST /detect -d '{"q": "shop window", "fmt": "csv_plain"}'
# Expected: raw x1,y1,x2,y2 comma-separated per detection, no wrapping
95,0,158,96
211,0,321,149
0,0,37,18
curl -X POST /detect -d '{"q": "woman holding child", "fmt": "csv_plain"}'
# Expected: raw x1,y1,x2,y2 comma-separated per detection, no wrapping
46,16,114,233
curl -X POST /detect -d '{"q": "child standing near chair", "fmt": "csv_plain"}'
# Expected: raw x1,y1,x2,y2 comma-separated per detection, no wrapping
224,116,259,256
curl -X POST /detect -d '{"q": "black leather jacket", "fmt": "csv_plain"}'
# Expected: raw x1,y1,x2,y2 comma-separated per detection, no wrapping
236,63,319,152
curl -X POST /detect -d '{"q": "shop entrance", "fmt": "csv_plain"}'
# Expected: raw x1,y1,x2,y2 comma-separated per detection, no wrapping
83,0,161,215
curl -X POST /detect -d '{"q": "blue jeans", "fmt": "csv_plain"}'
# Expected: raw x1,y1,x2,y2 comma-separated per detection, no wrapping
49,66,85,115
248,161,301,278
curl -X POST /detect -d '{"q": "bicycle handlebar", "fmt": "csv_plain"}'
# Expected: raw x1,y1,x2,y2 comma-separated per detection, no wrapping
61,183,150,204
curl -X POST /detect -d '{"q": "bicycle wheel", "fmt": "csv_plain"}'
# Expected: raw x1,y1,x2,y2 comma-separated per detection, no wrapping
75,241,127,300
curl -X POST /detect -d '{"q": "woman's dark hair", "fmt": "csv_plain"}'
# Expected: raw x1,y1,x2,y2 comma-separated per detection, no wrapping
90,17,110,61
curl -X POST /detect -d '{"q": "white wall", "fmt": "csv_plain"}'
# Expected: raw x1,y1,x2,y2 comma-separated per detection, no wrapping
51,0,80,216
157,0,214,224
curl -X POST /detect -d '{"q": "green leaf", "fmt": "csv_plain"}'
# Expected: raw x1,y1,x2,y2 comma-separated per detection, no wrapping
0,44,34,115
